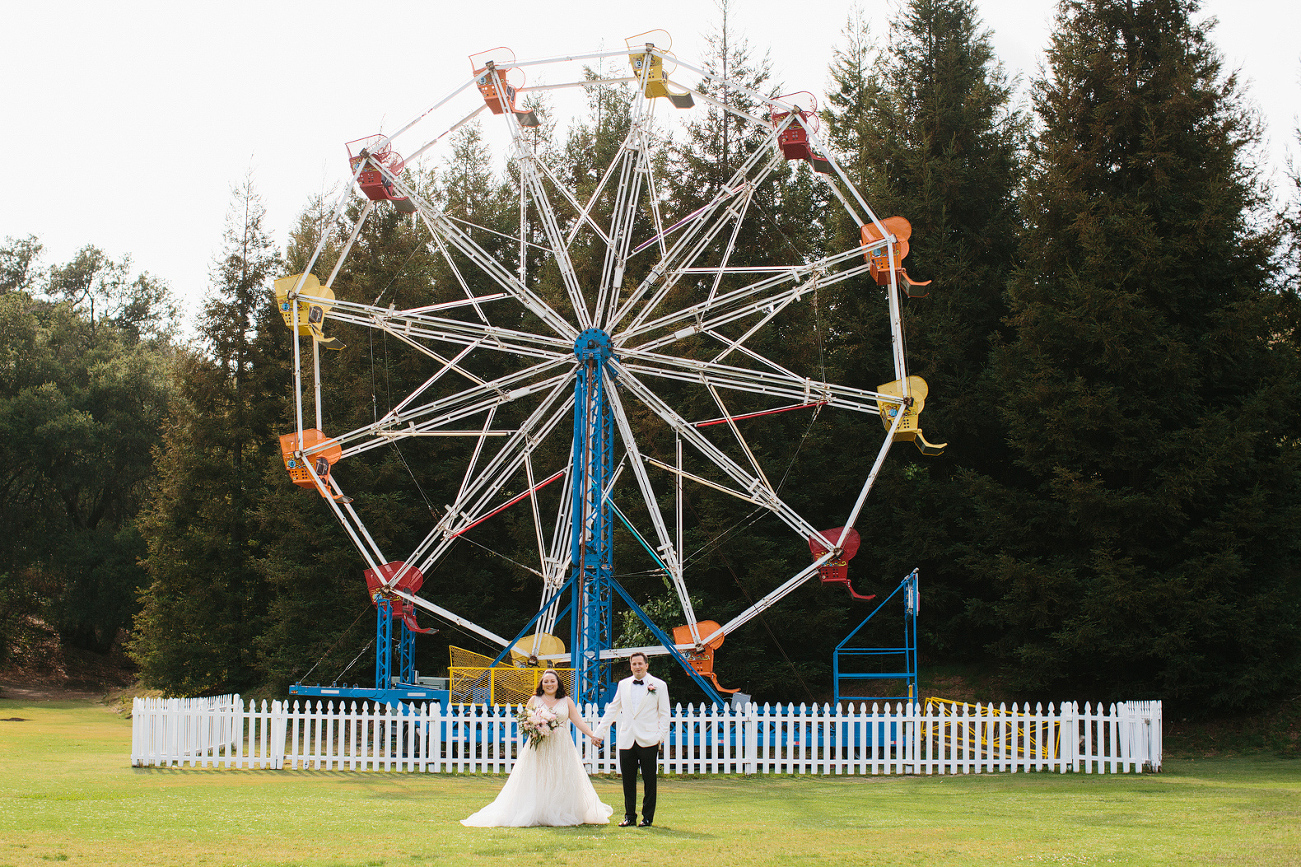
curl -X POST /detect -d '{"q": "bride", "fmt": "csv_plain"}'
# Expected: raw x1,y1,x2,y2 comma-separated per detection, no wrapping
461,669,614,827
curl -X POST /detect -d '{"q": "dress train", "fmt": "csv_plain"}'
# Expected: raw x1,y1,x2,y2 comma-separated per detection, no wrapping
461,703,613,827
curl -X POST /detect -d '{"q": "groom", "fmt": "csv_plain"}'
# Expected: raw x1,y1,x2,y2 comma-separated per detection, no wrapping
595,652,670,827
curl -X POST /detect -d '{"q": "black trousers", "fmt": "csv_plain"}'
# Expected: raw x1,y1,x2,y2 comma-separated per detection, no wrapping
618,742,659,821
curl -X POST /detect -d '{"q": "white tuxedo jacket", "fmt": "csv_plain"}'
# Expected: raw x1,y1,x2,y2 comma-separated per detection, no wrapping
595,674,671,749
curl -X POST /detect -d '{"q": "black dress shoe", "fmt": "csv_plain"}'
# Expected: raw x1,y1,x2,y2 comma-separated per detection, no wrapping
638,819,653,827
618,816,636,827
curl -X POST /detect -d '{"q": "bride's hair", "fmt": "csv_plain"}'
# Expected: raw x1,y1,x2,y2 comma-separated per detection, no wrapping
533,670,568,699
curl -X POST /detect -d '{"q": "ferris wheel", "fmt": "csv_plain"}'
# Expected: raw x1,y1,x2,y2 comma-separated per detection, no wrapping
275,31,944,706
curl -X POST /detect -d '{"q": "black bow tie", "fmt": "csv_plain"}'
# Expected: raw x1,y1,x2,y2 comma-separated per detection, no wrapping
633,679,644,685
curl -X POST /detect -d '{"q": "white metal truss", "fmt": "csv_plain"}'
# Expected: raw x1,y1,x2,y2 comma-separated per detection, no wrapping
280,39,922,665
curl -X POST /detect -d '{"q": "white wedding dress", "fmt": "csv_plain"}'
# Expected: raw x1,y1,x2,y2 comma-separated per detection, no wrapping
461,702,614,827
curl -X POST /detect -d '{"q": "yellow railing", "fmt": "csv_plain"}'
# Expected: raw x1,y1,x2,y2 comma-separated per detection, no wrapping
922,697,1061,759
448,666,576,705
448,645,576,705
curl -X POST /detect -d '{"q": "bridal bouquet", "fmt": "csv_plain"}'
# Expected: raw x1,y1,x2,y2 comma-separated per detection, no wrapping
516,703,561,748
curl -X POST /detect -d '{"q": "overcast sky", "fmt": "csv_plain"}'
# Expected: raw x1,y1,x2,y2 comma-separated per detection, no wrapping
3,0,1297,327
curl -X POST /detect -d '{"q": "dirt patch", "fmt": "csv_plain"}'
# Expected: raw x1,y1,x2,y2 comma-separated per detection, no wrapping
0,614,138,703
0,680,108,702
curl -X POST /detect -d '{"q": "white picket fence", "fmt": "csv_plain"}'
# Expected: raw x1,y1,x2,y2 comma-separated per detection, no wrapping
131,697,1161,775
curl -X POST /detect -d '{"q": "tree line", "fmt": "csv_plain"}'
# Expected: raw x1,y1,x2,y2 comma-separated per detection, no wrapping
3,0,1298,715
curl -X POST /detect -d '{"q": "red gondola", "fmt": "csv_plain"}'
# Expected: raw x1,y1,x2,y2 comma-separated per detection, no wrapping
364,561,435,634
770,92,832,174
808,527,875,601
345,135,417,213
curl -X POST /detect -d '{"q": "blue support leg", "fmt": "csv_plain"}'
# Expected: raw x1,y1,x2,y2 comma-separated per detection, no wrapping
375,598,393,690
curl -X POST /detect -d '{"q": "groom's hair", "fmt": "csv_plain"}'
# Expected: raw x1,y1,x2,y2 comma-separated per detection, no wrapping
533,671,568,698
629,652,648,663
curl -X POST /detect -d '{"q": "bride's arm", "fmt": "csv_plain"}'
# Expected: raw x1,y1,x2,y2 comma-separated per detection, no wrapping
566,697,600,740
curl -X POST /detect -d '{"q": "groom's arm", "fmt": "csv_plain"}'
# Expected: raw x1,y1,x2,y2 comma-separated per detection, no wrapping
655,680,671,743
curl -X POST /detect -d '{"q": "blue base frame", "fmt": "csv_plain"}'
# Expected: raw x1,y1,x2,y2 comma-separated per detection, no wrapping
833,569,919,706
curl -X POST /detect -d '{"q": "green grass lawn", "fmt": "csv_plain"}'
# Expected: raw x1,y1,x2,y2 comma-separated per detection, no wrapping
1,698,1298,867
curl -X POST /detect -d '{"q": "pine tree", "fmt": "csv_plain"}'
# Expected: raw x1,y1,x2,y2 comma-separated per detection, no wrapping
819,0,1025,658
131,180,284,694
975,0,1301,709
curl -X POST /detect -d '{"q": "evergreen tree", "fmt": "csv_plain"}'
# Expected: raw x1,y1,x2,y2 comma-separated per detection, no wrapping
820,0,1024,659
131,180,285,694
973,0,1301,710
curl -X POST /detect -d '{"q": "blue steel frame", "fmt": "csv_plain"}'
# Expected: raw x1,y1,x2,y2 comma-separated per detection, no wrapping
570,329,616,707
375,597,394,688
290,596,442,709
373,597,419,689
833,569,919,706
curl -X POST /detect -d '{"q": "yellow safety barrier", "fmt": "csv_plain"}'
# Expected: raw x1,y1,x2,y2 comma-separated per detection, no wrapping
448,646,574,705
922,697,1061,759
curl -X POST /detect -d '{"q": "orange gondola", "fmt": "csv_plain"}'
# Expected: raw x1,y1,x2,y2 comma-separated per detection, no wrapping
673,620,740,694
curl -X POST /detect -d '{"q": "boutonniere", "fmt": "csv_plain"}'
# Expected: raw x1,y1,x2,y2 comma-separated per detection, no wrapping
646,683,658,694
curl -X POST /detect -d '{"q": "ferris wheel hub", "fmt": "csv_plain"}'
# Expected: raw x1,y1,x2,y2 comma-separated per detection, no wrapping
573,328,615,364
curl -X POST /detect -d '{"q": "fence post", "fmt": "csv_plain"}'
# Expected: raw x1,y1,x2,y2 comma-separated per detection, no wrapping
1065,701,1077,773
271,701,286,770
1151,701,1163,772
741,702,755,775
130,698,141,766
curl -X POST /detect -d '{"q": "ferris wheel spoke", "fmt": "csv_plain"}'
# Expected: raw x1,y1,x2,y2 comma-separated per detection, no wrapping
376,339,487,423
394,588,512,649
455,405,499,516
611,144,784,334
702,188,756,311
623,247,873,348
502,123,593,330
521,452,551,600
619,352,892,415
701,381,772,493
601,369,697,632
703,331,808,384
322,200,377,293
334,361,574,458
324,301,572,360
392,182,577,340
622,149,786,333
422,225,495,327
381,329,491,388
557,64,663,257
530,473,578,637
538,155,615,252
400,378,575,579
623,128,671,318
593,146,644,330
536,469,577,638
595,106,662,329
439,381,576,537
707,411,908,645
291,153,378,295
297,457,391,579
612,362,825,544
